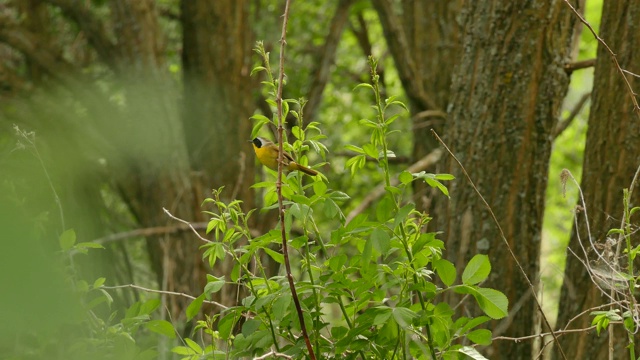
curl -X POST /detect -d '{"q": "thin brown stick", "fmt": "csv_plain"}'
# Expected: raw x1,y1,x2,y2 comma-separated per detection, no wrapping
274,1,316,358
493,325,599,342
103,284,227,309
93,223,207,245
431,130,568,360
163,208,212,244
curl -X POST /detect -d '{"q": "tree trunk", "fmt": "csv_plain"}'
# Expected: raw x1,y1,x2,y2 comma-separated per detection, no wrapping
440,1,577,359
181,0,256,308
554,0,640,358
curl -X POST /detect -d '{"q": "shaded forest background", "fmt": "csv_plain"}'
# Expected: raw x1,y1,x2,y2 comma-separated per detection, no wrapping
0,0,638,359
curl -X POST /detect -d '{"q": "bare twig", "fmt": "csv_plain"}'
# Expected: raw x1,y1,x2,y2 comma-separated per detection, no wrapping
493,325,599,342
163,208,212,244
102,284,227,310
93,223,207,245
345,148,442,224
274,2,316,359
432,130,568,360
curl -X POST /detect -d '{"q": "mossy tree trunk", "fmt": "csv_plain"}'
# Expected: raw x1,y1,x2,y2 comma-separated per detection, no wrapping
439,1,577,358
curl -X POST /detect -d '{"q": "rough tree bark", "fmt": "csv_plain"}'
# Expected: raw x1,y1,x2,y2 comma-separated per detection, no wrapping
440,1,577,359
554,0,640,358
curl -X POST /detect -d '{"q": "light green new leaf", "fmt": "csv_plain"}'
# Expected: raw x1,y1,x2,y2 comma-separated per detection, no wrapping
473,288,508,319
433,259,456,286
462,254,491,285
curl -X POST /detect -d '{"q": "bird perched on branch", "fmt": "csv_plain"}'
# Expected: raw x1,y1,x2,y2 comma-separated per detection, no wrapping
250,137,318,176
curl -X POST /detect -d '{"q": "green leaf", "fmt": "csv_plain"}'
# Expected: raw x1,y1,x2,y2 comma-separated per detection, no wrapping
391,307,418,329
399,171,413,185
329,191,350,201
186,294,205,321
218,310,238,340
313,181,327,196
606,228,624,236
434,173,455,180
473,288,508,319
344,144,364,154
376,195,395,223
433,259,456,286
264,247,284,264
462,254,491,285
146,320,176,339
241,319,261,337
393,204,414,230
184,338,203,354
328,253,348,271
363,143,378,159
139,299,160,315
59,229,76,251
272,294,291,320
362,236,373,269
458,346,490,360
467,329,492,345
353,83,375,93
93,277,106,288
171,346,196,356
204,276,225,295
371,228,391,255
425,178,449,197
291,125,303,140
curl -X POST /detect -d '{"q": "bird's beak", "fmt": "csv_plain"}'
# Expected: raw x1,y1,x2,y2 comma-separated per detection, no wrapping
247,139,253,143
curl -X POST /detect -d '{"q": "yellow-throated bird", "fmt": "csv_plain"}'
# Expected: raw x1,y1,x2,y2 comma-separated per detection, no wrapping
250,137,318,176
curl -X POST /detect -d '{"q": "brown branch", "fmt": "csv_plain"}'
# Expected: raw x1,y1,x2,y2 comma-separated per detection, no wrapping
370,0,437,111
553,92,591,139
345,148,442,224
431,130,568,360
564,58,596,74
274,2,316,359
303,0,354,124
562,0,640,120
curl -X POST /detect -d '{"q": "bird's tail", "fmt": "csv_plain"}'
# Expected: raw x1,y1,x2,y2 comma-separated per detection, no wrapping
292,163,318,176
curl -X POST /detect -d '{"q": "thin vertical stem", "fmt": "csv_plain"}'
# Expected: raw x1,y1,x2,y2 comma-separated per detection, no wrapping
274,1,316,359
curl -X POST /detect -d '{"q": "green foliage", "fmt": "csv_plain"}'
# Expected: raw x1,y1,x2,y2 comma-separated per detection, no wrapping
168,52,508,359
